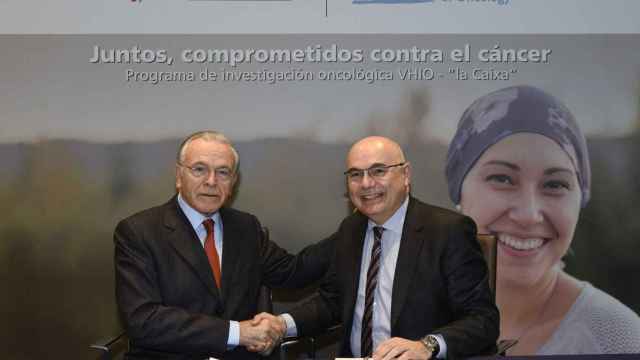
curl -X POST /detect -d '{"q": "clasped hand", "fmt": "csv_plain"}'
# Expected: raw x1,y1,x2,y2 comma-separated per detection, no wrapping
239,312,286,356
372,337,432,360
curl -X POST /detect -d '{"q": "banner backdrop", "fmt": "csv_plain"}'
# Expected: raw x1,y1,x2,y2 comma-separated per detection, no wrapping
1,34,639,359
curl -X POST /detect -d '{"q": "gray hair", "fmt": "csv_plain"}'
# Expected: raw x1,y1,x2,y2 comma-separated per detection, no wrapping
177,130,240,172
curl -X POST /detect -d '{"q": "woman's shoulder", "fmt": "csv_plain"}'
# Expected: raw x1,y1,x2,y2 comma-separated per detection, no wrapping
568,282,640,353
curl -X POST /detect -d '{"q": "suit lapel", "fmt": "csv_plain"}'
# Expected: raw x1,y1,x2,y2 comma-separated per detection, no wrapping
343,213,369,339
218,207,242,304
165,198,221,301
390,197,426,330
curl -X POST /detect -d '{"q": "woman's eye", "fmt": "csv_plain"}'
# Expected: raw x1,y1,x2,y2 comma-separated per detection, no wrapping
486,174,514,185
544,180,570,191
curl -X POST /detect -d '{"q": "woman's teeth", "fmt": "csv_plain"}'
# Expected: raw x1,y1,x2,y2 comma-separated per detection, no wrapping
498,234,544,251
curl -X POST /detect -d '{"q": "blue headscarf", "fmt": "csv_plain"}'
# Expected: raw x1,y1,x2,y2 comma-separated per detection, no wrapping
445,85,591,208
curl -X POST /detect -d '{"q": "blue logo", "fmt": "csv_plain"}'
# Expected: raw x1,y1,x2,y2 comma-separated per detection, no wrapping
353,0,510,4
353,0,433,3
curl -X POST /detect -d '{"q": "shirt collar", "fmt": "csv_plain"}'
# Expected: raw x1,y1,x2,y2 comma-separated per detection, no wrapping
367,196,409,235
177,193,221,231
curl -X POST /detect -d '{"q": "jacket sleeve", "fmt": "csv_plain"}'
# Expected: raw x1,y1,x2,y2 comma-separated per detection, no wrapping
433,216,500,360
258,215,333,289
283,230,343,337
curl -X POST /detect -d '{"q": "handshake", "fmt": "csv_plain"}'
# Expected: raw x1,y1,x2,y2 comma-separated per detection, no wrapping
239,312,288,356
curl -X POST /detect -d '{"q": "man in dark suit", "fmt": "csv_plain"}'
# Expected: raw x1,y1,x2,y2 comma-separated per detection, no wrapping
115,131,329,359
258,136,499,360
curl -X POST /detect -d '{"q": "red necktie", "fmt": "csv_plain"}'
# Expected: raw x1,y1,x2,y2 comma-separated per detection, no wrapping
202,219,222,288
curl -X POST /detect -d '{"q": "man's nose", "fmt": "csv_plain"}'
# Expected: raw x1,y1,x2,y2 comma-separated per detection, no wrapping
203,169,217,186
360,171,375,188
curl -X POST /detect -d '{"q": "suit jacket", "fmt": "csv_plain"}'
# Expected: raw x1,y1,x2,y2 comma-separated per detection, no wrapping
288,197,499,360
114,196,329,360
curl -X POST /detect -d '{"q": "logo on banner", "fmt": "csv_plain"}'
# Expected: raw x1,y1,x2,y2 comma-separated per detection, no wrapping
353,0,510,5
353,0,434,3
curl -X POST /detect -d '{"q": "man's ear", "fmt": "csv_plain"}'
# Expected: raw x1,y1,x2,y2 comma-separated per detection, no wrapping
225,171,241,207
175,165,182,192
403,162,412,187
229,173,238,189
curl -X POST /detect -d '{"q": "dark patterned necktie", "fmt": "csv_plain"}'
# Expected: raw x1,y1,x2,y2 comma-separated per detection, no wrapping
361,226,384,357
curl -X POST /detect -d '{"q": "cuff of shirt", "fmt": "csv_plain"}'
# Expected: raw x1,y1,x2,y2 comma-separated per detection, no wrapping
227,320,239,349
280,313,298,338
432,334,447,359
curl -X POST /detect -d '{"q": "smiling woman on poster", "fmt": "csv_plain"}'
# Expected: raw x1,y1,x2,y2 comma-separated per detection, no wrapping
445,85,640,355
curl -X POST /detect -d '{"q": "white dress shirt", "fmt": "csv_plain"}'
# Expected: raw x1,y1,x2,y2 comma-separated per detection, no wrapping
348,197,406,357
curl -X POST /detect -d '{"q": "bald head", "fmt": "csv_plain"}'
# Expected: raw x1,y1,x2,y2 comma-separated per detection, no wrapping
346,136,411,225
347,136,406,169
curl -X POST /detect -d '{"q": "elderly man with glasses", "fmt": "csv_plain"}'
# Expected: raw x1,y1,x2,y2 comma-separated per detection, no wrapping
114,130,330,360
255,136,499,360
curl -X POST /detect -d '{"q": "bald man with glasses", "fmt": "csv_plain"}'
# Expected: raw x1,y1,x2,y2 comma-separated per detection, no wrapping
255,136,499,360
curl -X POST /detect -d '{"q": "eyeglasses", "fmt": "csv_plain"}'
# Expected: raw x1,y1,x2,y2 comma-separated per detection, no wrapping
344,162,406,182
177,162,234,182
